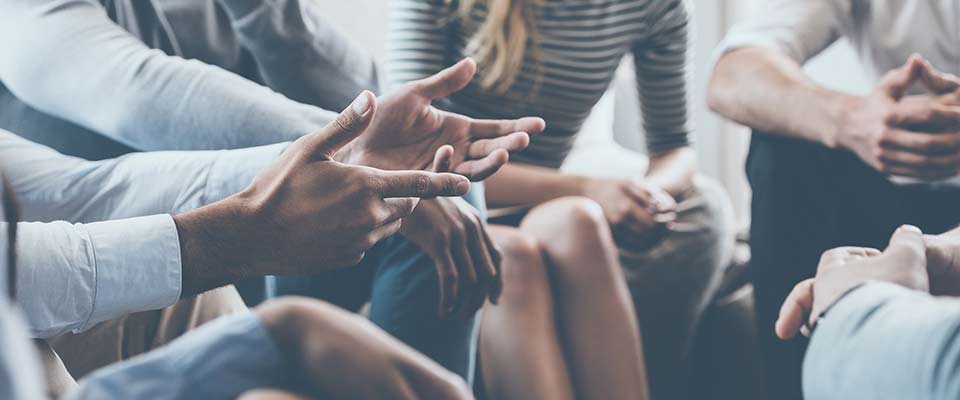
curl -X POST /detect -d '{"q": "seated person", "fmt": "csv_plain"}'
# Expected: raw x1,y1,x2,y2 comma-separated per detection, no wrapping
775,224,960,399
3,90,524,395
387,0,733,398
0,0,543,384
708,1,960,397
0,174,472,400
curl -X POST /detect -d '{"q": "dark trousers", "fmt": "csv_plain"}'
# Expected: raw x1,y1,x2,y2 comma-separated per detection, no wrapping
747,132,960,400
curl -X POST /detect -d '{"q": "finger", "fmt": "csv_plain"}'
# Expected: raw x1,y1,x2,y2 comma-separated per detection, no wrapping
467,132,531,158
435,251,459,318
452,149,510,181
887,99,960,132
647,187,678,213
879,54,924,98
480,225,504,304
303,91,376,158
431,145,455,173
468,221,500,305
917,58,960,94
877,146,960,170
378,170,471,199
885,224,926,260
879,128,960,155
383,198,420,223
412,58,477,100
653,211,678,224
367,219,403,248
877,162,958,179
775,278,816,340
622,183,654,208
469,116,547,138
452,237,482,319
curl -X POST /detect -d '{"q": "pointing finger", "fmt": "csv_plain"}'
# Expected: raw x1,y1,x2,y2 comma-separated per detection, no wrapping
378,170,471,199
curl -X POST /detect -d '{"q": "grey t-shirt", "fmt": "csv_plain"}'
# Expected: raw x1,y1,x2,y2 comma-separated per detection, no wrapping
0,0,378,160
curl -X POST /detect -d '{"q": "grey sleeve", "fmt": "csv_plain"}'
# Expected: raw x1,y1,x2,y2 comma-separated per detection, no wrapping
632,0,693,154
0,130,284,223
218,0,380,110
804,282,960,400
0,0,336,151
66,312,289,400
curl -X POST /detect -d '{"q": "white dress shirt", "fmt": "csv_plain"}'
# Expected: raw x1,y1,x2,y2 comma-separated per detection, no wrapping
716,0,960,184
0,130,285,338
717,0,960,84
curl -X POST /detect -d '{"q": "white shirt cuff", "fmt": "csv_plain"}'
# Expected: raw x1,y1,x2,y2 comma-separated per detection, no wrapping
80,214,182,331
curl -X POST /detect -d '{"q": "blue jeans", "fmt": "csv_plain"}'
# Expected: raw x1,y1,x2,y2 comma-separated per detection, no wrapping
268,186,487,382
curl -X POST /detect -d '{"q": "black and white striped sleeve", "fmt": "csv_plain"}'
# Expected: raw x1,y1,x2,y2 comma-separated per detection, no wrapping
632,0,692,154
386,0,456,91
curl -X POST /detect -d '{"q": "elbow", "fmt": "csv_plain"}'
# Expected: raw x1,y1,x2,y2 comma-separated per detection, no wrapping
706,59,736,116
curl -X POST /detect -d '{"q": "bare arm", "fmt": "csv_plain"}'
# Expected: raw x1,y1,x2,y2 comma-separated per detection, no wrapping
707,47,856,148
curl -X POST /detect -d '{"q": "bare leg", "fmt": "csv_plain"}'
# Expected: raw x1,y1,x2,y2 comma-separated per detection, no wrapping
520,197,649,400
479,225,575,400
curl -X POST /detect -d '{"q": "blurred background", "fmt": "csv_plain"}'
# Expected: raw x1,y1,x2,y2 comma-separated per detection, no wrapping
318,1,871,397
319,0,870,232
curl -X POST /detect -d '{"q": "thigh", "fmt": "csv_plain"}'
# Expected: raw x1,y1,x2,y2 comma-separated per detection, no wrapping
367,188,487,382
620,177,735,399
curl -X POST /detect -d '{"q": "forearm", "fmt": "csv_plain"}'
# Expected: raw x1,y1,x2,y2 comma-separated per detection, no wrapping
0,131,284,222
804,283,960,400
0,0,335,151
484,163,591,208
707,48,857,148
645,147,696,196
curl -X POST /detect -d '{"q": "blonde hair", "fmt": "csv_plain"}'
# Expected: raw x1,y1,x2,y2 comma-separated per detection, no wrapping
455,0,540,94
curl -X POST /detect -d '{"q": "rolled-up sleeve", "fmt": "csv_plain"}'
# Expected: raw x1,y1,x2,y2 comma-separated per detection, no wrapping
66,311,287,400
15,215,182,338
714,0,851,64
804,282,960,400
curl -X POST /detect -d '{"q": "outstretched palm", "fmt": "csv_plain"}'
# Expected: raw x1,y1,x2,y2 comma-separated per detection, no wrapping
339,58,546,181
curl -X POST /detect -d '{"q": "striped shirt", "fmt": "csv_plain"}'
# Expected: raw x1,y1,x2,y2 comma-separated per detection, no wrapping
387,0,692,169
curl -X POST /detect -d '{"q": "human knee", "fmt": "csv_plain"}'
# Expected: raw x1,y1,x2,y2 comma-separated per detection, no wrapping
526,196,608,238
493,229,551,300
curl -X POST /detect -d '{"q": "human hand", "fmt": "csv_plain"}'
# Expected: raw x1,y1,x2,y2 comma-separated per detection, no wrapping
257,298,473,400
337,58,546,181
400,195,502,319
175,92,471,294
775,226,929,340
924,226,960,295
838,55,960,178
584,178,677,248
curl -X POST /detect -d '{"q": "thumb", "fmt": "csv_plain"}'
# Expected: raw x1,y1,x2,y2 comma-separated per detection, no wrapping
304,90,376,158
412,58,477,100
885,224,926,261
879,54,924,99
916,58,960,95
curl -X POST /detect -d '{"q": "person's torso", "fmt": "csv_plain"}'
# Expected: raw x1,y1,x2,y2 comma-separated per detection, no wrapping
445,0,671,168
842,0,960,85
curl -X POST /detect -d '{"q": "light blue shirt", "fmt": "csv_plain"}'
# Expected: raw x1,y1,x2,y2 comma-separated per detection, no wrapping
0,130,284,338
0,0,377,160
805,282,960,399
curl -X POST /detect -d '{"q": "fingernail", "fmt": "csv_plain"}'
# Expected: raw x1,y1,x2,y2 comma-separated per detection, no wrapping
352,92,371,116
900,224,923,234
456,180,471,194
